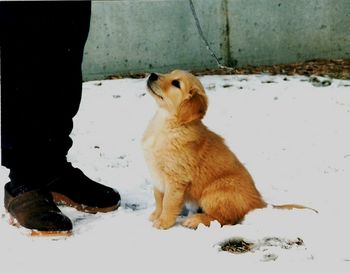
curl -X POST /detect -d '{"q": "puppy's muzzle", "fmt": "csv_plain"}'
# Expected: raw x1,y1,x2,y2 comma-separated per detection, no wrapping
147,73,163,100
148,73,159,82
147,73,158,90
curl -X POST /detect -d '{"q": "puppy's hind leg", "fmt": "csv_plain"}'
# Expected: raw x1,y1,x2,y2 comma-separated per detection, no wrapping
194,177,266,228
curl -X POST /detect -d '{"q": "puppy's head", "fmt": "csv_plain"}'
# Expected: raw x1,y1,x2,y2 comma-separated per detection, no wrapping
147,70,208,124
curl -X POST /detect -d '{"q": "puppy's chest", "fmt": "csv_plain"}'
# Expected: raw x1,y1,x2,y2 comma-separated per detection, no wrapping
142,112,196,188
142,111,172,153
143,128,181,169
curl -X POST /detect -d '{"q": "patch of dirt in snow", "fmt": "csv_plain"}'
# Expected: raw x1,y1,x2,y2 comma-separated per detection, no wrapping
220,237,307,262
221,238,254,254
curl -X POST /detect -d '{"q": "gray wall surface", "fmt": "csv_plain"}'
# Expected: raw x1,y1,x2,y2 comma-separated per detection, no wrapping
82,0,350,80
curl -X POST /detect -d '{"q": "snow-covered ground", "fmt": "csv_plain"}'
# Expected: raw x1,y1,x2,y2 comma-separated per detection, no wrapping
1,74,350,272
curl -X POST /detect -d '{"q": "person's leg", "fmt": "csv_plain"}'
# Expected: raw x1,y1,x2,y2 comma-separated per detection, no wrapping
1,1,120,233
1,1,91,190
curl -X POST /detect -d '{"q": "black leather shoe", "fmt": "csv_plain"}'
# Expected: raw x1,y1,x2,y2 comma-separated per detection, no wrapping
46,163,121,213
4,183,72,235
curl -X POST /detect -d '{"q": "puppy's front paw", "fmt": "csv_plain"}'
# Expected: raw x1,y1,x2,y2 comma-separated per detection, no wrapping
153,217,176,230
149,210,161,222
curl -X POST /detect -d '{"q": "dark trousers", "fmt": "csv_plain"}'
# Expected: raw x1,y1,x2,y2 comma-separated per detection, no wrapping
0,1,91,188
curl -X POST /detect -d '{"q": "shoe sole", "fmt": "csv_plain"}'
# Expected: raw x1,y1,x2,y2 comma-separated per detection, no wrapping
7,212,72,237
30,230,72,237
51,192,120,214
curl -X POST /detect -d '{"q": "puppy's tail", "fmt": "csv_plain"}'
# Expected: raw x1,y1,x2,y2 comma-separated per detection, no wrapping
271,204,318,214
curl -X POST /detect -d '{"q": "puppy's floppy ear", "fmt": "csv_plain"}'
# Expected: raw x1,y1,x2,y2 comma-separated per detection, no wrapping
177,87,208,124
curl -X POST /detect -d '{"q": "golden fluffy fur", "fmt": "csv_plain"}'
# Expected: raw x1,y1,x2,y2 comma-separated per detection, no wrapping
142,70,313,230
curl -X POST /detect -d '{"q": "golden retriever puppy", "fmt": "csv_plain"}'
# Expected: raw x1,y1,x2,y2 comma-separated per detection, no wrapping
142,70,313,230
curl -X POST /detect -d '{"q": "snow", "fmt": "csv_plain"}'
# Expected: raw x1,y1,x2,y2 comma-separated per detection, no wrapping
1,74,350,272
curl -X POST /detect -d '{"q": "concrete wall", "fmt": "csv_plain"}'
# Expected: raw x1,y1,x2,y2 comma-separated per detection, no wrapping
227,0,350,66
82,0,350,80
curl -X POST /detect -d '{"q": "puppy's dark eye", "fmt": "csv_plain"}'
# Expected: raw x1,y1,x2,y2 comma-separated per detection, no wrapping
171,80,181,89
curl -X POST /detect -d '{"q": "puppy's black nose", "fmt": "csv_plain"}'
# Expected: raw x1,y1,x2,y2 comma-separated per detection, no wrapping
149,73,159,82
